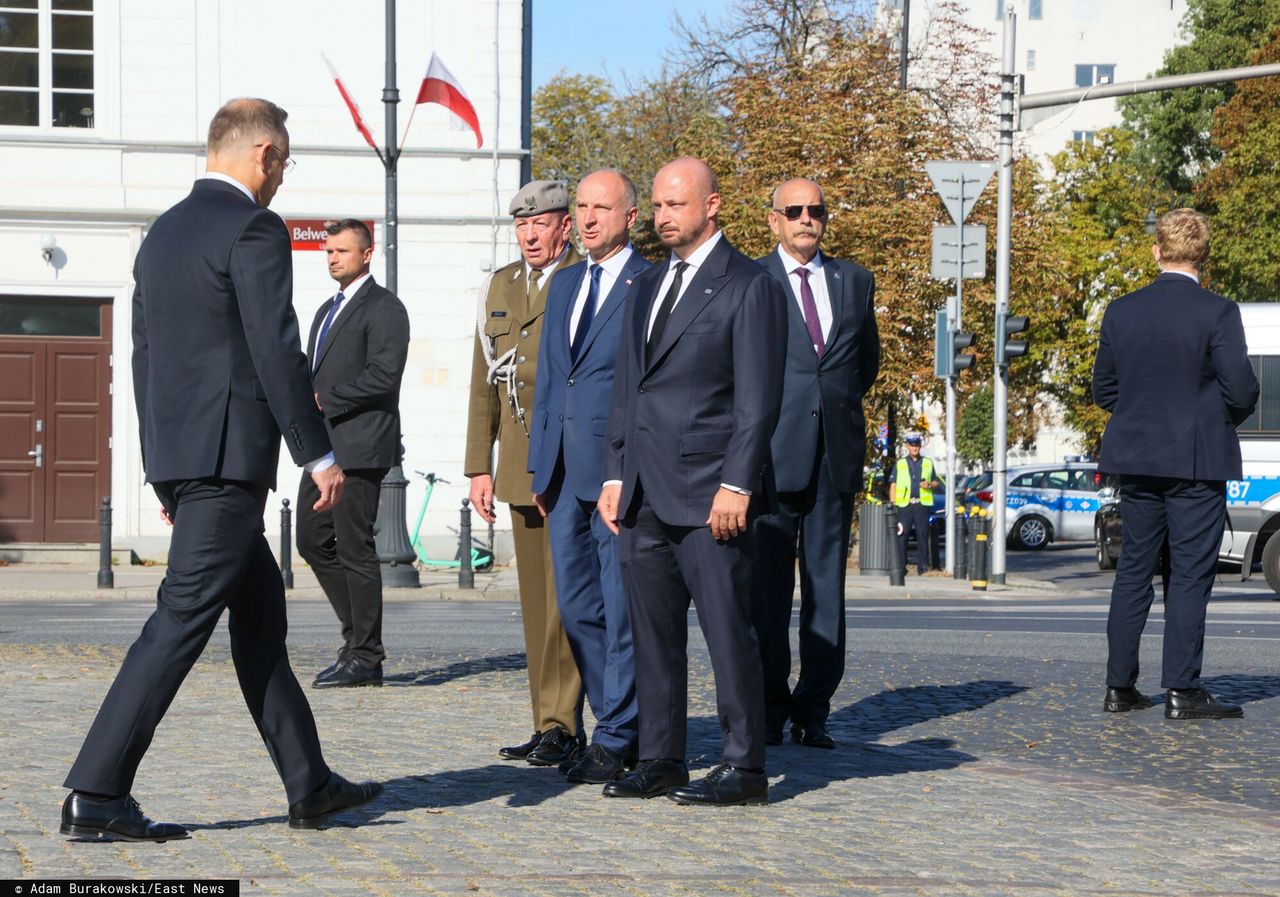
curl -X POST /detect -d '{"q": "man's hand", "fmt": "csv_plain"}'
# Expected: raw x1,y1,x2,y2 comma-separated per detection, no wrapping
707,487,750,541
533,492,547,518
597,484,622,535
469,474,497,524
159,508,174,527
311,464,346,512
314,391,323,411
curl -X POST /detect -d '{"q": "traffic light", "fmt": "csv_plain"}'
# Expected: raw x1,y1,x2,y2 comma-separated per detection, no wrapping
996,312,1029,367
934,310,976,377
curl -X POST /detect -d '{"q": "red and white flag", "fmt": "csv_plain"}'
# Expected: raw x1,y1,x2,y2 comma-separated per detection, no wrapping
414,52,483,148
321,52,378,150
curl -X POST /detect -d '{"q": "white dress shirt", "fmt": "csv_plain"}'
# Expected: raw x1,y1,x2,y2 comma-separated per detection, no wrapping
202,172,255,203
1163,268,1200,283
646,230,724,338
569,245,635,340
776,245,833,345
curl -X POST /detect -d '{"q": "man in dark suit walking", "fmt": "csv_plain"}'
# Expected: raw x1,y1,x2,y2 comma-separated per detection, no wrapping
598,157,788,806
1093,208,1258,720
60,98,380,841
751,178,879,751
300,219,409,689
529,169,650,783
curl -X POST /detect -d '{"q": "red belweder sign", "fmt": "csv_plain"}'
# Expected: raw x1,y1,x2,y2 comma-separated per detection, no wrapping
286,219,376,251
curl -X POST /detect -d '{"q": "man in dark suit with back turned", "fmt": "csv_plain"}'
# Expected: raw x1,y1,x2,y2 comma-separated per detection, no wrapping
529,169,650,784
61,98,380,842
1093,208,1258,720
598,157,788,806
751,178,879,751
301,218,409,689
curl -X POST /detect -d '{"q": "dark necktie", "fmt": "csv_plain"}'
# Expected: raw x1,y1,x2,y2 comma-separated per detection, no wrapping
571,264,602,363
314,291,345,368
647,261,689,364
796,267,825,358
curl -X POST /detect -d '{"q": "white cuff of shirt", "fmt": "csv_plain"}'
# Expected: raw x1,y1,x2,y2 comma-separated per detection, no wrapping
720,483,751,495
304,452,336,474
602,479,623,488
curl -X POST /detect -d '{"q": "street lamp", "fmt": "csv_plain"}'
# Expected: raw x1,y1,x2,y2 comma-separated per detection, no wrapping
1143,205,1158,235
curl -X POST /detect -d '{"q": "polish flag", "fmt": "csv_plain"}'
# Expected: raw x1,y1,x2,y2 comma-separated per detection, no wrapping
322,52,378,150
415,52,483,148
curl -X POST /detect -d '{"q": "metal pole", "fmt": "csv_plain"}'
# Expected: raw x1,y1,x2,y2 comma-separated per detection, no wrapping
97,496,113,589
458,499,475,589
992,7,1015,586
383,0,399,294
943,176,966,575
1019,61,1280,110
280,498,294,589
898,0,910,90
886,504,904,587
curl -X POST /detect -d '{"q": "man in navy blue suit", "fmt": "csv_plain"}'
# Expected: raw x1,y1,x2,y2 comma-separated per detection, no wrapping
1093,208,1258,720
751,178,879,751
529,169,650,784
598,157,788,806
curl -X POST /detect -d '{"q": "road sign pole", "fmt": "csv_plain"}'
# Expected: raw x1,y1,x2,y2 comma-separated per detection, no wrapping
992,6,1015,585
943,175,966,575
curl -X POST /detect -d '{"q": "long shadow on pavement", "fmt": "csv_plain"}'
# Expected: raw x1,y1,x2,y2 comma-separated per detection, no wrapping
382,653,528,686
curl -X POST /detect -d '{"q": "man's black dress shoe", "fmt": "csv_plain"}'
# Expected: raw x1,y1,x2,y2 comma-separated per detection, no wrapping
601,759,689,798
499,731,541,760
313,656,383,689
312,650,350,686
61,792,189,842
526,726,578,766
791,722,836,749
1103,686,1153,713
1165,688,1243,720
667,763,769,806
566,744,626,784
288,773,383,829
557,740,589,774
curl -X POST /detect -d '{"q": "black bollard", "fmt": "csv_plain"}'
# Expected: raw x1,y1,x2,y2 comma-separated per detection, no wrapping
954,511,969,580
458,499,475,590
886,504,905,587
97,496,113,589
280,498,294,589
374,465,421,588
971,512,989,591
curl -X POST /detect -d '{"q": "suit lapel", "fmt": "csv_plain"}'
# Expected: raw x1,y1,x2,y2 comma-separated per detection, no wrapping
314,278,374,372
822,253,846,358
572,252,645,371
645,239,731,374
553,263,588,368
763,251,811,351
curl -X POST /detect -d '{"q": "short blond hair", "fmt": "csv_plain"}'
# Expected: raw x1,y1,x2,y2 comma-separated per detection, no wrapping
1155,208,1210,269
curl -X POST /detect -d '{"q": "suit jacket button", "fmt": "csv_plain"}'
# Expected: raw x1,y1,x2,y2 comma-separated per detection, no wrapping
811,409,819,416
517,381,526,390
567,379,575,386
518,355,527,363
558,415,564,421
521,329,529,338
638,386,646,394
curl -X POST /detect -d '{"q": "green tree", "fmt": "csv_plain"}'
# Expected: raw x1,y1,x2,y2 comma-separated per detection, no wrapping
1194,30,1280,301
956,386,994,465
1119,0,1280,195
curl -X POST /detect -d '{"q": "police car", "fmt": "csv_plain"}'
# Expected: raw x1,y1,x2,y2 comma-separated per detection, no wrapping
979,460,1103,550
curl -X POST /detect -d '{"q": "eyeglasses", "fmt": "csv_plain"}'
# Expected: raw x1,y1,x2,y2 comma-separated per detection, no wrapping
256,143,295,173
774,204,827,220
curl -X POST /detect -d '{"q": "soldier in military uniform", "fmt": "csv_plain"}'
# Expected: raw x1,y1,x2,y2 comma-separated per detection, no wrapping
466,181,585,765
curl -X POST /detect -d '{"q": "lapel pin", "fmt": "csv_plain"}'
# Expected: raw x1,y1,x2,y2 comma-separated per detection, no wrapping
625,279,632,285
833,272,841,279
704,288,713,294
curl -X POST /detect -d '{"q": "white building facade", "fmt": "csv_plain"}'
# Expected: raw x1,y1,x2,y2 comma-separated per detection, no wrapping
0,0,529,557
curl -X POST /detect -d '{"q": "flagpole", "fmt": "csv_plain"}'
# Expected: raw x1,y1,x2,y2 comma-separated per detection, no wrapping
383,0,399,295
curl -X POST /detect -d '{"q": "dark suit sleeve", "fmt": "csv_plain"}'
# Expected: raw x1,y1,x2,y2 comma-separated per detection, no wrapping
129,271,148,468
720,273,789,489
859,272,880,391
319,295,410,420
1212,301,1260,425
230,210,331,465
1092,309,1118,412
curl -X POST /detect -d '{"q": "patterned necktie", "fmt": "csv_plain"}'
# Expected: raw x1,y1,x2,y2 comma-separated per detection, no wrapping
571,264,602,363
647,261,690,364
796,268,825,358
314,291,345,368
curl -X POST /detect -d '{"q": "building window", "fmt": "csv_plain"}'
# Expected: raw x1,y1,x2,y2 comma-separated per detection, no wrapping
1074,63,1115,88
1027,49,1037,70
0,0,94,129
1072,130,1097,145
1029,0,1043,18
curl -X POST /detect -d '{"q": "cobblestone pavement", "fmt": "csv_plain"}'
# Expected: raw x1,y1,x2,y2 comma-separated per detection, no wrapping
0,580,1277,896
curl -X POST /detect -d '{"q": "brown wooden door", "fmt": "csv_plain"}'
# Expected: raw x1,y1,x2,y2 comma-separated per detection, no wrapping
0,298,112,543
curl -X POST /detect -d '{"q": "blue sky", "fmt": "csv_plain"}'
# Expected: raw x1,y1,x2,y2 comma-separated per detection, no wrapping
531,0,731,89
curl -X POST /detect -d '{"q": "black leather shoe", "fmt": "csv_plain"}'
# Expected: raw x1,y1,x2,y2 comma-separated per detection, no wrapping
791,722,836,749
1103,686,1153,713
312,650,350,686
313,657,383,689
557,740,589,774
288,773,382,829
526,727,577,766
602,759,689,798
667,764,769,806
61,792,189,842
499,731,541,760
566,744,626,784
1165,688,1243,720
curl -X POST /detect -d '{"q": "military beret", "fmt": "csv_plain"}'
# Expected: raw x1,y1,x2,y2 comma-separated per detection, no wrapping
508,180,568,217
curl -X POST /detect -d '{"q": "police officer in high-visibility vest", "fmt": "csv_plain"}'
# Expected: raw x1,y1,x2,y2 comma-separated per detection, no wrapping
892,434,941,575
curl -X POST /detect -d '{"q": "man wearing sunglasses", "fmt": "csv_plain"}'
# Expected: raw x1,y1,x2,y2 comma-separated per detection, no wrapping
751,178,880,751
